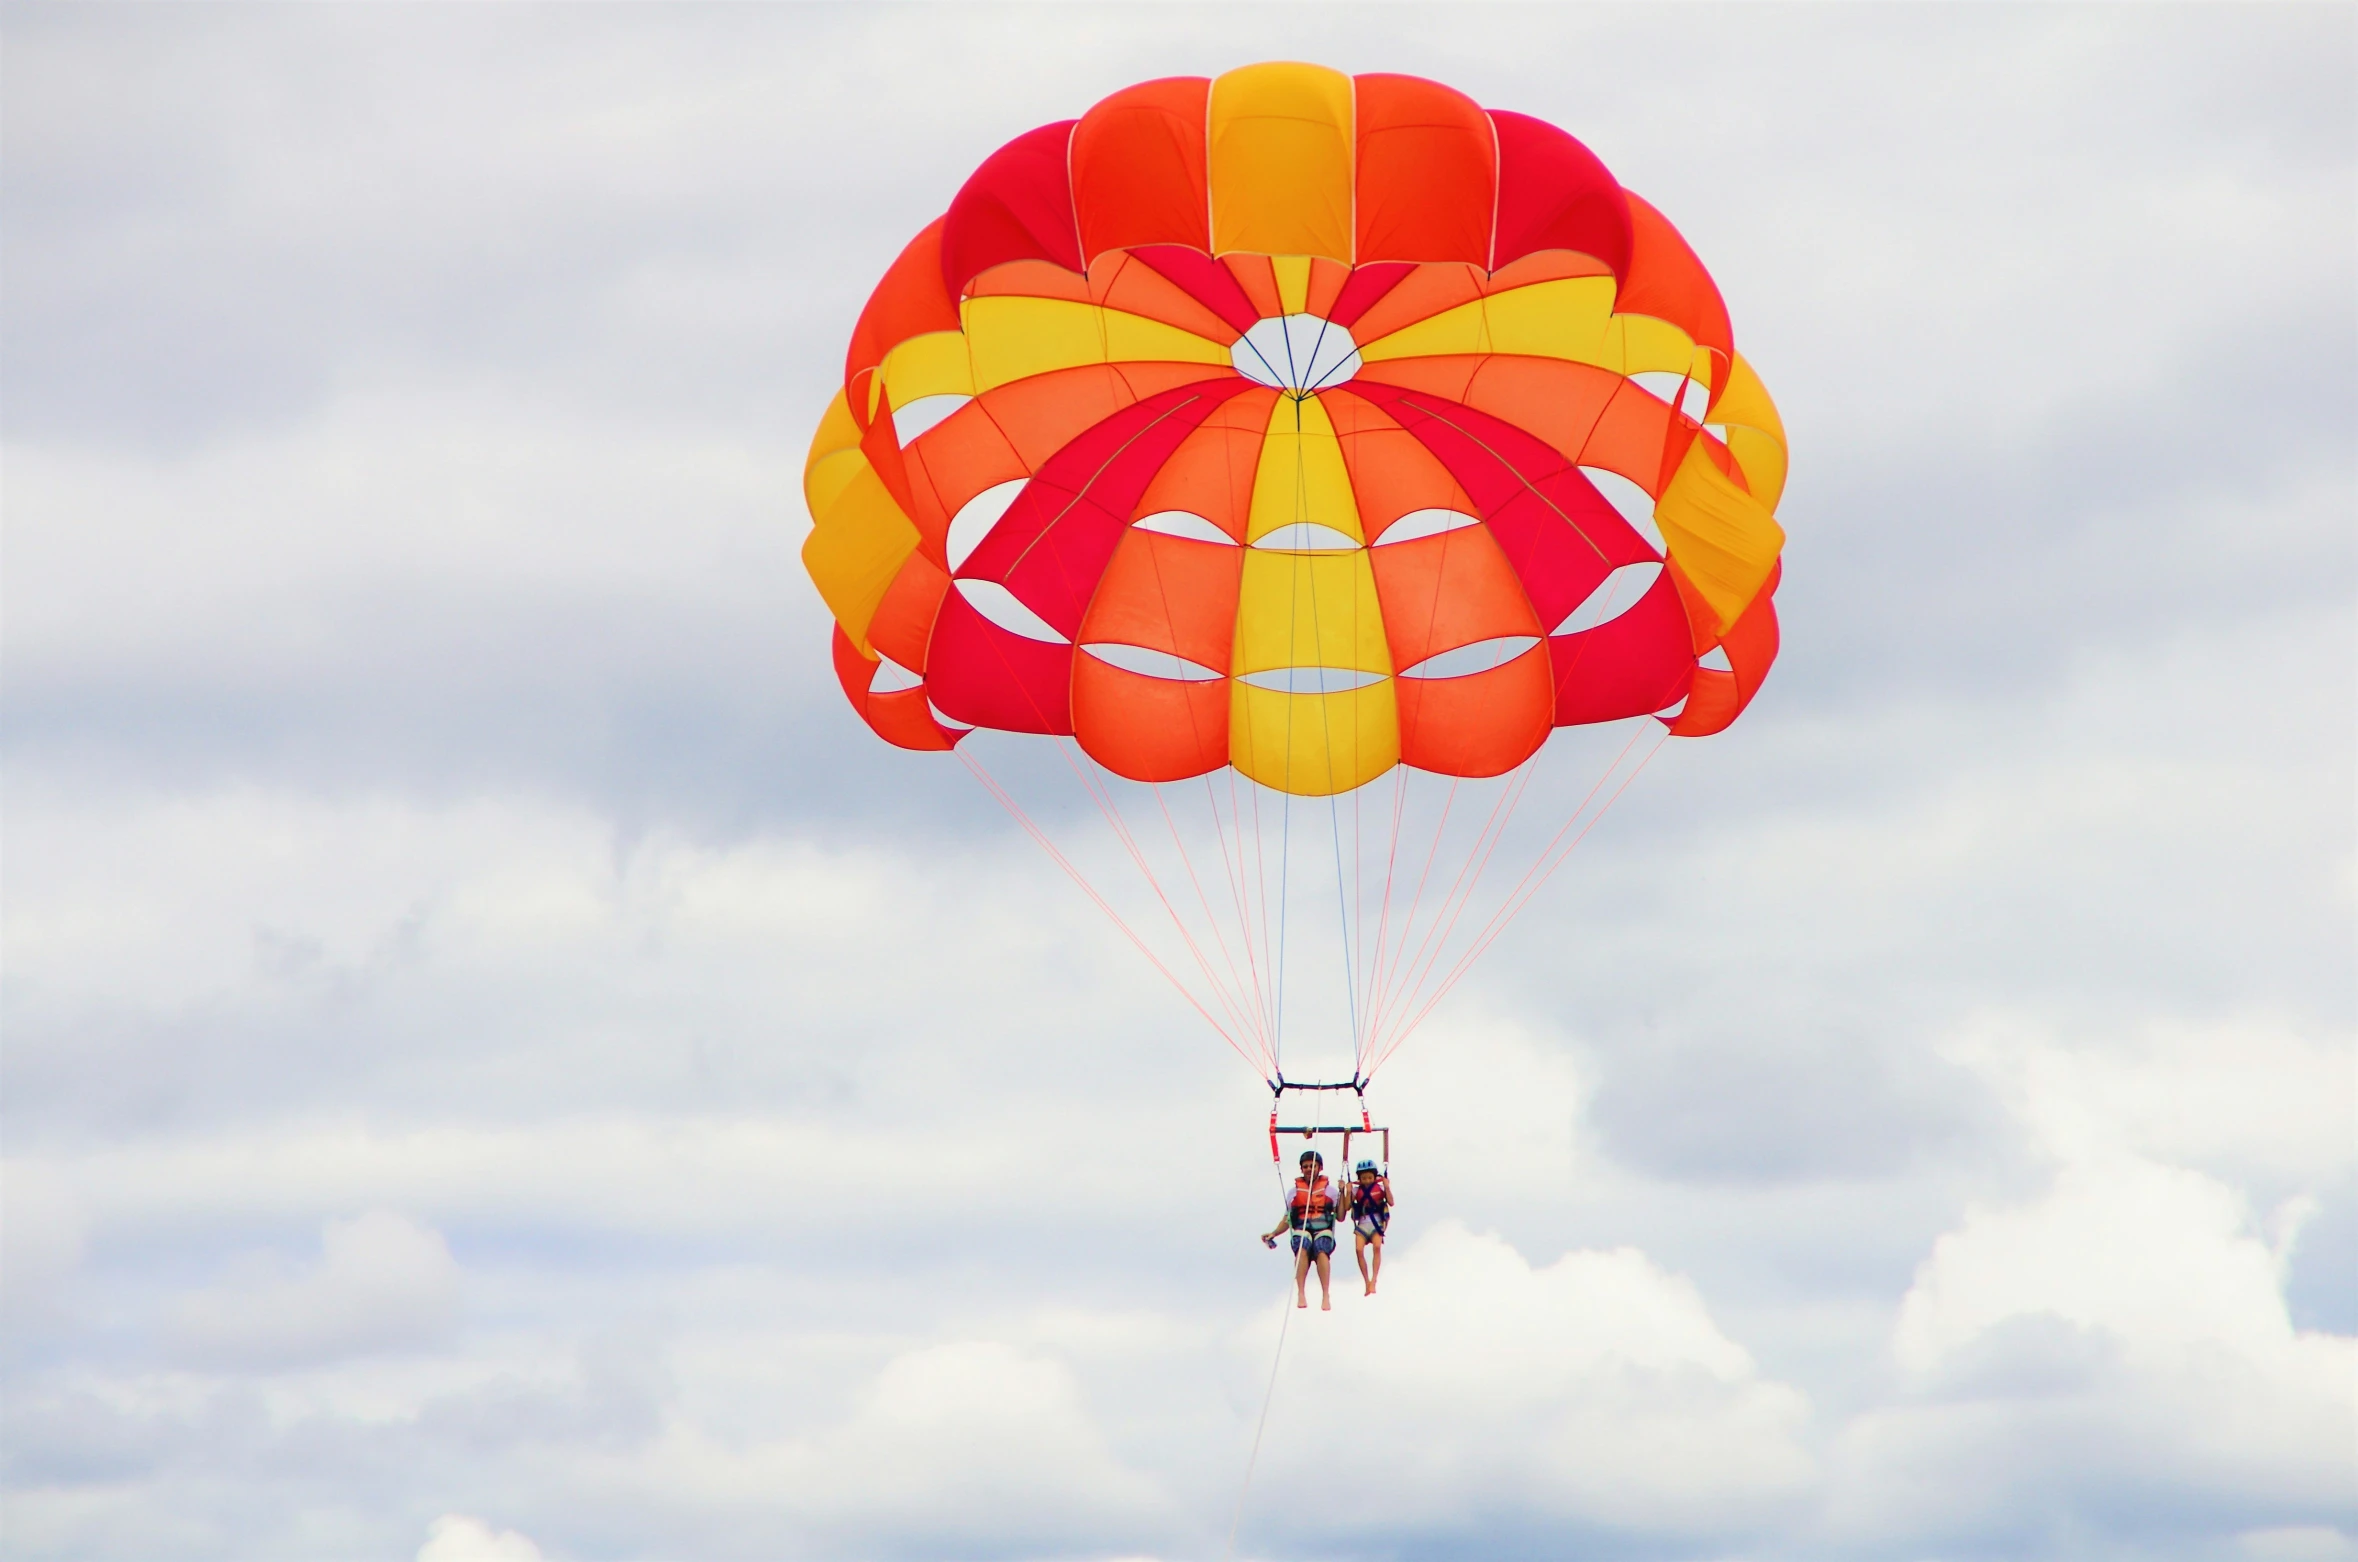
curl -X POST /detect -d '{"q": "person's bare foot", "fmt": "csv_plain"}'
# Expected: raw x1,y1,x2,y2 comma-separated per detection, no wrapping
1364,1280,1374,1295
1297,1296,1307,1309
1320,1296,1331,1311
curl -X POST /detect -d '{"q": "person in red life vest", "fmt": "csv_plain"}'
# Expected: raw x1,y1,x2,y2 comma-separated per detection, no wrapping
1346,1159,1393,1296
1261,1149,1341,1310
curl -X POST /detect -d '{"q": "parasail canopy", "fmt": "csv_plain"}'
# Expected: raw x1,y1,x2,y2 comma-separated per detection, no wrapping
800,64,1789,1077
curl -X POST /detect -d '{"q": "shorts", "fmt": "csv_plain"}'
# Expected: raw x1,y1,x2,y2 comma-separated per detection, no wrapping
1354,1214,1388,1240
1290,1231,1336,1257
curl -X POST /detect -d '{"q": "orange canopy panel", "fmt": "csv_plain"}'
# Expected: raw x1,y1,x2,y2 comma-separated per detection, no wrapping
803,65,1790,783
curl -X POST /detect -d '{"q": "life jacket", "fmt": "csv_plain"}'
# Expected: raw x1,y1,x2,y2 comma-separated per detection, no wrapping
1352,1176,1392,1216
1288,1175,1337,1232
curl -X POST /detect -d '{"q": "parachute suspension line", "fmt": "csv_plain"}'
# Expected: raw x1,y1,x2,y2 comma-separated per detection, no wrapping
1271,388,1311,1074
1221,769,1269,1055
1355,394,1658,1067
1351,732,1372,1074
956,747,1262,1074
957,389,1287,1068
1360,465,1463,1062
1139,508,1278,1060
1301,314,1335,397
1353,382,1665,1069
1356,763,1412,1079
1369,723,1671,1073
1225,1154,1305,1562
1275,735,1293,1070
1360,775,1463,1050
956,586,1275,1067
1056,742,1270,1063
1202,771,1274,1065
1367,748,1546,1053
1370,747,1570,1069
1399,722,1670,1053
1247,771,1278,1055
1355,370,1697,1066
1327,771,1362,1058
1060,761,1266,1055
1289,386,1366,1068
1152,781,1267,1064
1355,509,1676,1073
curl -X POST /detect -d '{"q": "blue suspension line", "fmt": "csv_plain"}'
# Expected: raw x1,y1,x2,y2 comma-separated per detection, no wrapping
1328,789,1361,1066
1274,786,1291,1069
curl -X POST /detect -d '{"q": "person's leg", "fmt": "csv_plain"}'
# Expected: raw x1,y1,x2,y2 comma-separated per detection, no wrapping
1355,1231,1373,1292
1368,1233,1383,1292
1293,1246,1310,1307
1315,1247,1333,1309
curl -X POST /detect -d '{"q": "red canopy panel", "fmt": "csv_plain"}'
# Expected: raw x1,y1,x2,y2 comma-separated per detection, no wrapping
924,587,1074,735
1080,528,1243,673
1325,261,1414,329
1126,245,1264,335
939,121,1084,295
843,219,959,417
1488,111,1630,277
1073,78,1212,260
1355,74,1496,265
959,379,1250,635
1073,657,1231,782
831,623,961,751
1670,563,1779,736
865,548,952,675
1619,192,1733,369
1350,382,1654,631
1548,567,1695,728
1395,644,1554,777
1366,523,1544,673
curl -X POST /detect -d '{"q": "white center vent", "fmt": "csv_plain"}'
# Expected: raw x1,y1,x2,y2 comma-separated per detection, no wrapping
1231,314,1361,395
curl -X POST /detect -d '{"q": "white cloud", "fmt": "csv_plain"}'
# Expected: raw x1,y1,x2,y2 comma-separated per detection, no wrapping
1,5,2349,1558
417,1515,544,1562
2239,1527,2358,1562
618,1340,1171,1553
1947,1015,2356,1191
1828,1131,2356,1546
1249,1223,1813,1539
168,1211,460,1367
0,1160,86,1329
1893,1151,2324,1369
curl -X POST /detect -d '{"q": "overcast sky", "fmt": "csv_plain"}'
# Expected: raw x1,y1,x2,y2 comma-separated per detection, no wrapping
3,6,2353,1561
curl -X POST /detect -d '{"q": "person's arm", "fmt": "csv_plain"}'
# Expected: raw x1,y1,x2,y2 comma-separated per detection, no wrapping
1263,1202,1292,1243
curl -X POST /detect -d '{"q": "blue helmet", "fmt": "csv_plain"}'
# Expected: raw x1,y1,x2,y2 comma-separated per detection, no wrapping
1355,1160,1378,1175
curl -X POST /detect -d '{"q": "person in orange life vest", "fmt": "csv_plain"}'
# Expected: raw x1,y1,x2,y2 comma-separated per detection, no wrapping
1261,1149,1340,1310
1346,1159,1393,1296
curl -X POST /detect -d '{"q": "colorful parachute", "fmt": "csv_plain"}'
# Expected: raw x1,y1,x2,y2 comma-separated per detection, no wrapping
801,64,1787,1075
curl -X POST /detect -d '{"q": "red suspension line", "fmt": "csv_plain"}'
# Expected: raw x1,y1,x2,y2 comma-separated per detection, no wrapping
1200,770,1274,1062
1359,775,1462,1053
1364,757,1538,1051
1369,726,1669,1073
1044,732,1271,1062
1365,732,1631,1071
1153,781,1269,1060
958,747,1266,1074
1353,766,1412,1078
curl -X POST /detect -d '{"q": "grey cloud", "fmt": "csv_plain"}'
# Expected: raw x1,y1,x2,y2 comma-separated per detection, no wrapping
2284,1181,2358,1335
1585,1022,2002,1184
164,1211,459,1368
3,4,2350,1558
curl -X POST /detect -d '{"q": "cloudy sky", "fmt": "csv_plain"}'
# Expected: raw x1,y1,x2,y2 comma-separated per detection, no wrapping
4,6,2353,1560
